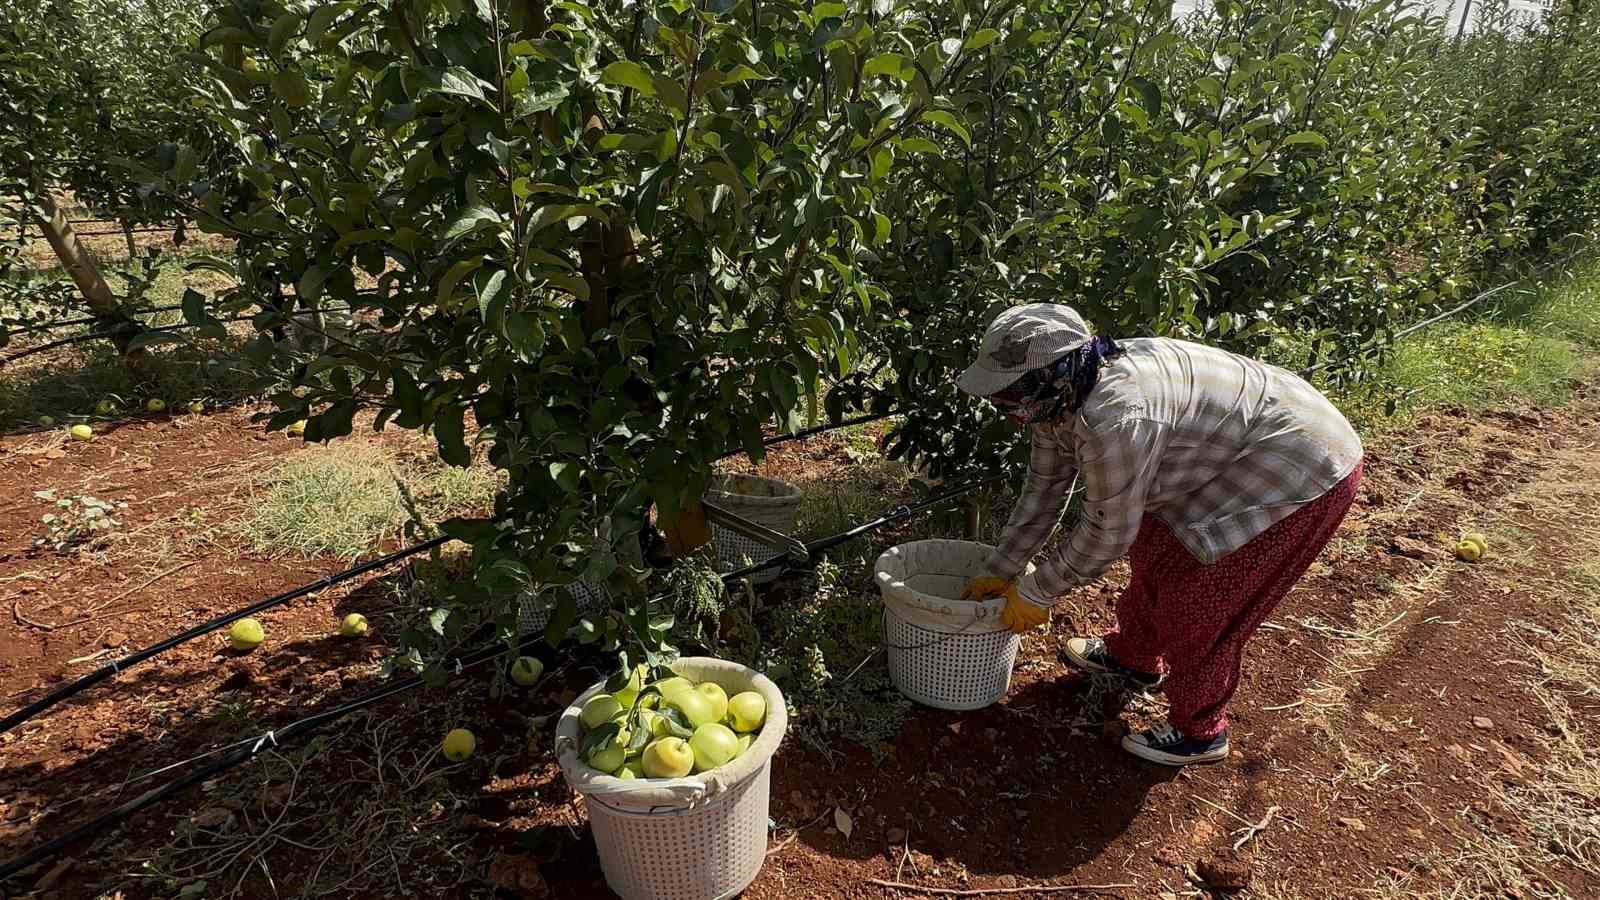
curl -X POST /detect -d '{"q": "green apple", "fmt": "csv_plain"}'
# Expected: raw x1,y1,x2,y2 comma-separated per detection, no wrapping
668,688,718,729
188,400,205,414
95,399,117,415
146,398,167,412
580,694,623,730
69,423,93,441
509,656,544,687
641,737,694,778
689,723,740,773
617,762,644,780
338,613,368,638
651,676,694,701
37,415,55,427
734,734,753,758
694,682,730,722
442,728,476,761
727,691,766,733
229,618,264,651
588,742,627,774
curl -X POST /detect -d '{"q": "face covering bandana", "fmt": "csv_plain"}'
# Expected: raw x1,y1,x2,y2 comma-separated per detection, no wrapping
990,335,1120,425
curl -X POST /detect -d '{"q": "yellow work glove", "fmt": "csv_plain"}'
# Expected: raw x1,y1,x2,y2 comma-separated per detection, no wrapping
999,593,1049,634
961,576,1014,602
962,577,1050,634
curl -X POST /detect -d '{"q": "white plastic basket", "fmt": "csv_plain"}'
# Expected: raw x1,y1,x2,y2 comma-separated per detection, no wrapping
875,540,1025,710
554,657,787,900
705,473,802,585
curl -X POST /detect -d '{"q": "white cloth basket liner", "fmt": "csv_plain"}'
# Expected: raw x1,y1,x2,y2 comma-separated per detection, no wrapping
875,540,1026,710
706,473,802,585
554,657,787,900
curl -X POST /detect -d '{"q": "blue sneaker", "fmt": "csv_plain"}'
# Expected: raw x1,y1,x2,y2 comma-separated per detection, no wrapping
1062,637,1162,690
1122,724,1230,766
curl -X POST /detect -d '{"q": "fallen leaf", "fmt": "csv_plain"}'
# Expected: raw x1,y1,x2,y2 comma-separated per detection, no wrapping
833,807,854,840
1472,716,1494,730
1339,817,1366,832
1491,740,1527,776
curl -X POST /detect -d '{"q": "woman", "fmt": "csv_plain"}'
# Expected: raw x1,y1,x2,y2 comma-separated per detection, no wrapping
959,304,1363,766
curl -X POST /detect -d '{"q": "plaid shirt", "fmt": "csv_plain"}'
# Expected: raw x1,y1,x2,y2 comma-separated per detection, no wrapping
989,338,1363,607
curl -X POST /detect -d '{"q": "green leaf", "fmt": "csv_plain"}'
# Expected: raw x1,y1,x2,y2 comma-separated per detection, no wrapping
544,592,578,648
704,161,749,205
434,403,470,467
862,53,912,80
1284,131,1329,148
476,268,509,321
528,204,606,235
333,228,387,255
445,205,501,240
601,61,656,96
125,330,186,352
271,70,311,107
306,3,351,46
438,257,484,307
297,263,333,301
963,28,1000,51
549,462,580,493
431,66,491,103
872,212,892,246
181,288,208,326
654,76,689,117
268,13,304,57
504,311,545,361
895,137,943,156
921,110,971,147
543,272,590,301
1130,76,1161,119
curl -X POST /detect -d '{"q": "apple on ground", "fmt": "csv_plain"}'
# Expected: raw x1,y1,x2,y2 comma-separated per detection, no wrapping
339,613,368,638
442,728,476,761
509,656,543,686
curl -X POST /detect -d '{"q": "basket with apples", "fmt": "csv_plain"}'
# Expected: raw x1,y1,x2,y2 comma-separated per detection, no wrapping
555,657,786,900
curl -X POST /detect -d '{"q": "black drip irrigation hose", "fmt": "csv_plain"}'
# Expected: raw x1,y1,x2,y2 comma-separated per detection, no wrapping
0,536,449,737
0,477,997,883
2,303,191,339
1,402,901,736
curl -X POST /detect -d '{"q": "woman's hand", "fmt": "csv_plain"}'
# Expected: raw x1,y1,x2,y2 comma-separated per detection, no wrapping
962,577,1049,634
999,594,1049,634
961,576,1014,602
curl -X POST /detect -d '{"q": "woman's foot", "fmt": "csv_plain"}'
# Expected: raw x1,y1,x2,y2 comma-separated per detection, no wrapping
1062,637,1161,689
1122,723,1230,766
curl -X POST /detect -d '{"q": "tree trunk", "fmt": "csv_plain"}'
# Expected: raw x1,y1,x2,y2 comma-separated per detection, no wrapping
33,191,116,315
30,183,141,359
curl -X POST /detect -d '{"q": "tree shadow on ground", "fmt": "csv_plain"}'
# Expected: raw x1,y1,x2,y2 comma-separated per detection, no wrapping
777,666,1178,882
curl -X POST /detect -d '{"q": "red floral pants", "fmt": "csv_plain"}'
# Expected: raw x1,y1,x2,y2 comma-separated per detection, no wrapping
1104,462,1363,739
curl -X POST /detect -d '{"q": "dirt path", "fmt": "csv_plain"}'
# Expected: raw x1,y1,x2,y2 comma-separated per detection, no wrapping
1,387,1597,898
